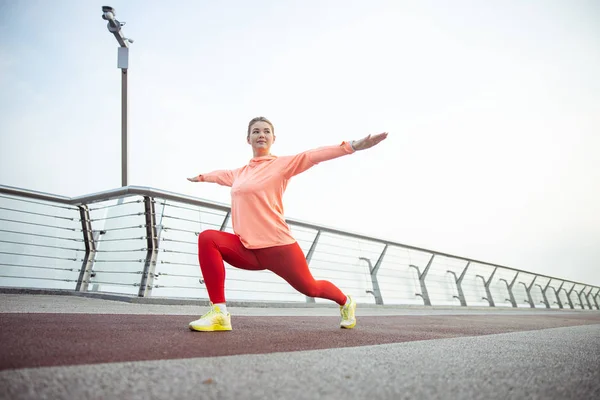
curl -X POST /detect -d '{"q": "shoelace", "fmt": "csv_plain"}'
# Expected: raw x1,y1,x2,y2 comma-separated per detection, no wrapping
341,304,349,320
200,307,220,319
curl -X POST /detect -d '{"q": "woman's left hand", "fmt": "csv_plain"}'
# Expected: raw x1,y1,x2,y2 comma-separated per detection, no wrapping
352,132,388,151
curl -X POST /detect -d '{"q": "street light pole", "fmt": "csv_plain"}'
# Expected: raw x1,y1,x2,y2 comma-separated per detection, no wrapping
101,6,134,187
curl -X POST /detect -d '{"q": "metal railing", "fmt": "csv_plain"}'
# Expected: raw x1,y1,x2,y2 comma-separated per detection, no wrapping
1,184,599,309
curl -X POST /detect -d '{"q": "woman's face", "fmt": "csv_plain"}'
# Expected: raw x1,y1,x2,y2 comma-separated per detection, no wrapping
247,121,275,154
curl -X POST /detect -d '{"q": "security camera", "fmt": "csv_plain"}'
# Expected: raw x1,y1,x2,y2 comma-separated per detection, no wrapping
102,6,116,20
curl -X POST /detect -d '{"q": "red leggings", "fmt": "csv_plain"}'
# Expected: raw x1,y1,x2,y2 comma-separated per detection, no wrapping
197,230,347,305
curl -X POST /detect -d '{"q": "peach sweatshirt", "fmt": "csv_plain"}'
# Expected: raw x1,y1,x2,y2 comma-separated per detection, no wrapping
199,141,356,249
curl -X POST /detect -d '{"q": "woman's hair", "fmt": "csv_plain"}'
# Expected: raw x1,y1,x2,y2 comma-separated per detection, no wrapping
247,116,275,136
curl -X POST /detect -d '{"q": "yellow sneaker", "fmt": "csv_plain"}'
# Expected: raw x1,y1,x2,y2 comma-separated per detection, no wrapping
189,303,232,332
340,295,357,329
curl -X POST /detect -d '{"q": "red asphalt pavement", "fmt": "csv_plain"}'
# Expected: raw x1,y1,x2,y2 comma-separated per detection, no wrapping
1,313,599,371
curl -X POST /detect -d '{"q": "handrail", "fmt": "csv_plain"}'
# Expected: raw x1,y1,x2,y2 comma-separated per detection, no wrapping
0,183,597,288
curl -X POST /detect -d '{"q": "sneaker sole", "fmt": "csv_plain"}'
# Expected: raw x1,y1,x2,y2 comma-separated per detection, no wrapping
340,321,356,329
189,324,232,332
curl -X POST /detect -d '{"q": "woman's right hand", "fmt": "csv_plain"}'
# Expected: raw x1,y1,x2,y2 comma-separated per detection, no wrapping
187,175,201,182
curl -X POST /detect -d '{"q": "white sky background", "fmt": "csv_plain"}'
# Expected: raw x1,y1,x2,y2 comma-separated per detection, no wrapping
1,0,599,286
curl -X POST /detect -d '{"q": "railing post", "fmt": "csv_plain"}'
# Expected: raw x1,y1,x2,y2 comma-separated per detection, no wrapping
550,281,565,309
138,196,159,297
593,288,600,310
76,205,97,292
359,244,387,305
535,280,551,308
499,272,518,308
564,284,576,309
591,288,600,310
219,211,231,231
305,230,321,303
572,287,585,309
518,275,538,308
582,286,593,309
409,254,434,306
447,261,469,306
476,267,497,307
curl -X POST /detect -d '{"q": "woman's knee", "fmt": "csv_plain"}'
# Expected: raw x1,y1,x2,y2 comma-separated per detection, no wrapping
197,229,221,247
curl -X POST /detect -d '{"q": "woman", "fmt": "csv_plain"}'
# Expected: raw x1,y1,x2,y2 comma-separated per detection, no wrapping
187,116,388,331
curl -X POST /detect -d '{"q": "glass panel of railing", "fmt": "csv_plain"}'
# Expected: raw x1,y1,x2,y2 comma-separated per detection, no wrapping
558,284,573,309
300,230,381,305
549,281,564,308
548,282,565,309
86,196,148,295
573,284,588,309
422,255,463,306
511,272,536,308
152,198,227,300
488,268,516,308
0,194,83,290
459,262,493,307
592,289,600,309
376,246,410,305
377,246,429,305
529,276,550,308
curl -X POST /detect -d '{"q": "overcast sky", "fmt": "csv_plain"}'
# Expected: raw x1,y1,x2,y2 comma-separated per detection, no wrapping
1,0,599,287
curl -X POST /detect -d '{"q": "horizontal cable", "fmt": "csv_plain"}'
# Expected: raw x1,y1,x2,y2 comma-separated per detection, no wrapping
319,232,383,250
0,207,76,221
91,212,146,222
157,272,200,279
87,280,139,287
0,274,76,283
100,225,146,232
0,239,82,252
0,195,77,210
0,251,77,261
153,284,203,290
94,259,144,263
0,263,78,272
159,261,197,267
162,214,203,224
160,226,200,235
160,249,196,256
313,249,363,261
310,265,367,276
159,202,226,217
295,237,315,246
377,275,418,284
89,199,142,211
162,223,220,234
153,284,293,296
97,237,147,242
94,248,146,253
289,225,318,235
310,256,362,267
221,288,299,295
0,218,78,231
93,269,143,274
382,253,411,263
161,238,196,246
0,229,83,242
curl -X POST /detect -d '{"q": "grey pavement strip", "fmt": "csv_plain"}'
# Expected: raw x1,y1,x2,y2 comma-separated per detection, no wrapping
1,293,596,316
1,324,598,400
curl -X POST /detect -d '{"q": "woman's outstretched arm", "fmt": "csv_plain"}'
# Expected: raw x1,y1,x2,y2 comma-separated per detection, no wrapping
281,132,388,178
187,169,238,187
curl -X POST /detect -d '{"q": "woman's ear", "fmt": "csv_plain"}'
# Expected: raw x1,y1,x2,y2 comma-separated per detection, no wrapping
247,134,251,145
272,135,276,144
